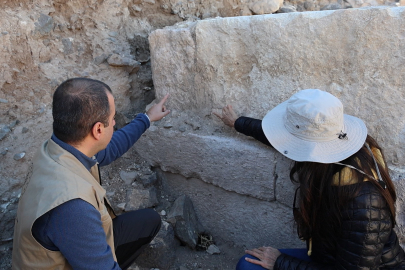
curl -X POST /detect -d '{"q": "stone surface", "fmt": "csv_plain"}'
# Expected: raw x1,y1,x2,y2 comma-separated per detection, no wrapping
159,170,302,249
136,130,277,201
167,195,201,249
125,186,159,211
134,6,405,249
147,6,405,168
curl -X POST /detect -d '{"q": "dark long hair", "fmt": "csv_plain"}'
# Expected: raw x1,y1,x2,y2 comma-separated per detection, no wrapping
290,135,396,249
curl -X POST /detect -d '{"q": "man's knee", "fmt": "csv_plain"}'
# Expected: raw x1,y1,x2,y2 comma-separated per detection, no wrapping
142,208,161,235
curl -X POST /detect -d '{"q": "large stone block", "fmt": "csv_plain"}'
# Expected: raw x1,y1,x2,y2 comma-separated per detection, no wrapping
159,170,303,248
148,6,405,167
136,127,277,201
137,6,405,247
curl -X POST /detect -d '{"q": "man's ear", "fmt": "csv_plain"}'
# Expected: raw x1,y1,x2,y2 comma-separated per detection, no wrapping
91,122,104,141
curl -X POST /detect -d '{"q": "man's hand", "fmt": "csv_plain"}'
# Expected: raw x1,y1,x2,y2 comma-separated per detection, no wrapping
213,105,238,128
146,94,170,122
244,246,281,270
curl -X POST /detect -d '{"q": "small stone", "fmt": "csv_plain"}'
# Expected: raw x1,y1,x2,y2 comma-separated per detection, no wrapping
119,170,138,185
22,127,29,133
160,210,166,216
106,191,115,197
179,126,187,132
0,126,11,141
206,244,221,255
93,54,109,65
35,14,54,35
125,187,159,211
1,31,9,35
107,54,141,73
278,5,297,13
38,107,45,115
117,203,126,211
108,31,118,37
13,152,25,161
163,123,173,128
139,173,157,187
8,120,20,129
43,39,51,46
321,3,342,10
0,99,8,103
131,4,142,12
167,195,201,249
1,148,8,155
62,38,74,55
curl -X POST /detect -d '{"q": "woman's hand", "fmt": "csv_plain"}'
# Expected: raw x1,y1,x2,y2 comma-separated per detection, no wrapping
245,246,281,270
213,105,238,128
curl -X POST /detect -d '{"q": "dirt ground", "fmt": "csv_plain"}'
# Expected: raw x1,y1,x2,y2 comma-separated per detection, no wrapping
131,241,245,270
0,232,244,270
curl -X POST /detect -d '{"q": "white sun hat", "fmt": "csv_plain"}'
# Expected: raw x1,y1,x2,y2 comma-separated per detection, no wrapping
261,89,367,163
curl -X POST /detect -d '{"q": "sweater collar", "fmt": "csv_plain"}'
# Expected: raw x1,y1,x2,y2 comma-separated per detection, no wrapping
51,134,97,171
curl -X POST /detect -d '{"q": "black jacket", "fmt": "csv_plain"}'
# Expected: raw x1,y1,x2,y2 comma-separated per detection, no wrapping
235,116,405,269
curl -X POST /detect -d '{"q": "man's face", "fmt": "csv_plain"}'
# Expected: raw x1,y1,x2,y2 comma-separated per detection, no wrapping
101,92,116,149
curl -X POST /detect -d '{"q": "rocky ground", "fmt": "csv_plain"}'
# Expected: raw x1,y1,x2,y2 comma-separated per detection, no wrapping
0,149,245,270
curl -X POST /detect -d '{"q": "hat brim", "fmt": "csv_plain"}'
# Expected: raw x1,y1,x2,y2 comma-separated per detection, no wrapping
261,100,368,163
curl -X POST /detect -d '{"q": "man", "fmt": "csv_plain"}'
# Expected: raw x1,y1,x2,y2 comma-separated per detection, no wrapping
12,78,170,270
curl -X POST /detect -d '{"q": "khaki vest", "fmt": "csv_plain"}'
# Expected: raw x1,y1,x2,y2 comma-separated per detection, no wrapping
12,139,116,270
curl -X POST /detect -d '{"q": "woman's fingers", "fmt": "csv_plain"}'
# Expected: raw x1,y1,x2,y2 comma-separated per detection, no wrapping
245,256,266,268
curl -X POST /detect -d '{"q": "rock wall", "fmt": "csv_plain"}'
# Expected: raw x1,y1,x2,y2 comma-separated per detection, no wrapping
135,6,405,249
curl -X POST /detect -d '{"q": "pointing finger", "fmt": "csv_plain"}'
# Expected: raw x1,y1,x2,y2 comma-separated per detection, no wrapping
158,93,170,105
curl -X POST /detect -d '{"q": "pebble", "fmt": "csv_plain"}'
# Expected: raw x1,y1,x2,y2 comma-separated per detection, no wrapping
0,99,8,103
9,120,20,128
178,125,186,132
206,244,221,255
117,203,126,211
22,127,29,133
108,31,118,37
160,210,166,216
38,107,45,115
1,148,8,155
1,31,9,35
163,123,173,128
13,152,25,160
0,127,11,141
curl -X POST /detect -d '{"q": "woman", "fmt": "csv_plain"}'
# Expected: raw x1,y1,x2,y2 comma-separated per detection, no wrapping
214,89,405,269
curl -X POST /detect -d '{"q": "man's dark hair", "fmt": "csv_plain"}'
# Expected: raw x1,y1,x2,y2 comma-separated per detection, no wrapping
52,78,113,144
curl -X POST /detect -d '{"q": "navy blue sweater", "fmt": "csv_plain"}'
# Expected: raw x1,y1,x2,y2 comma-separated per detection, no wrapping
31,113,150,270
